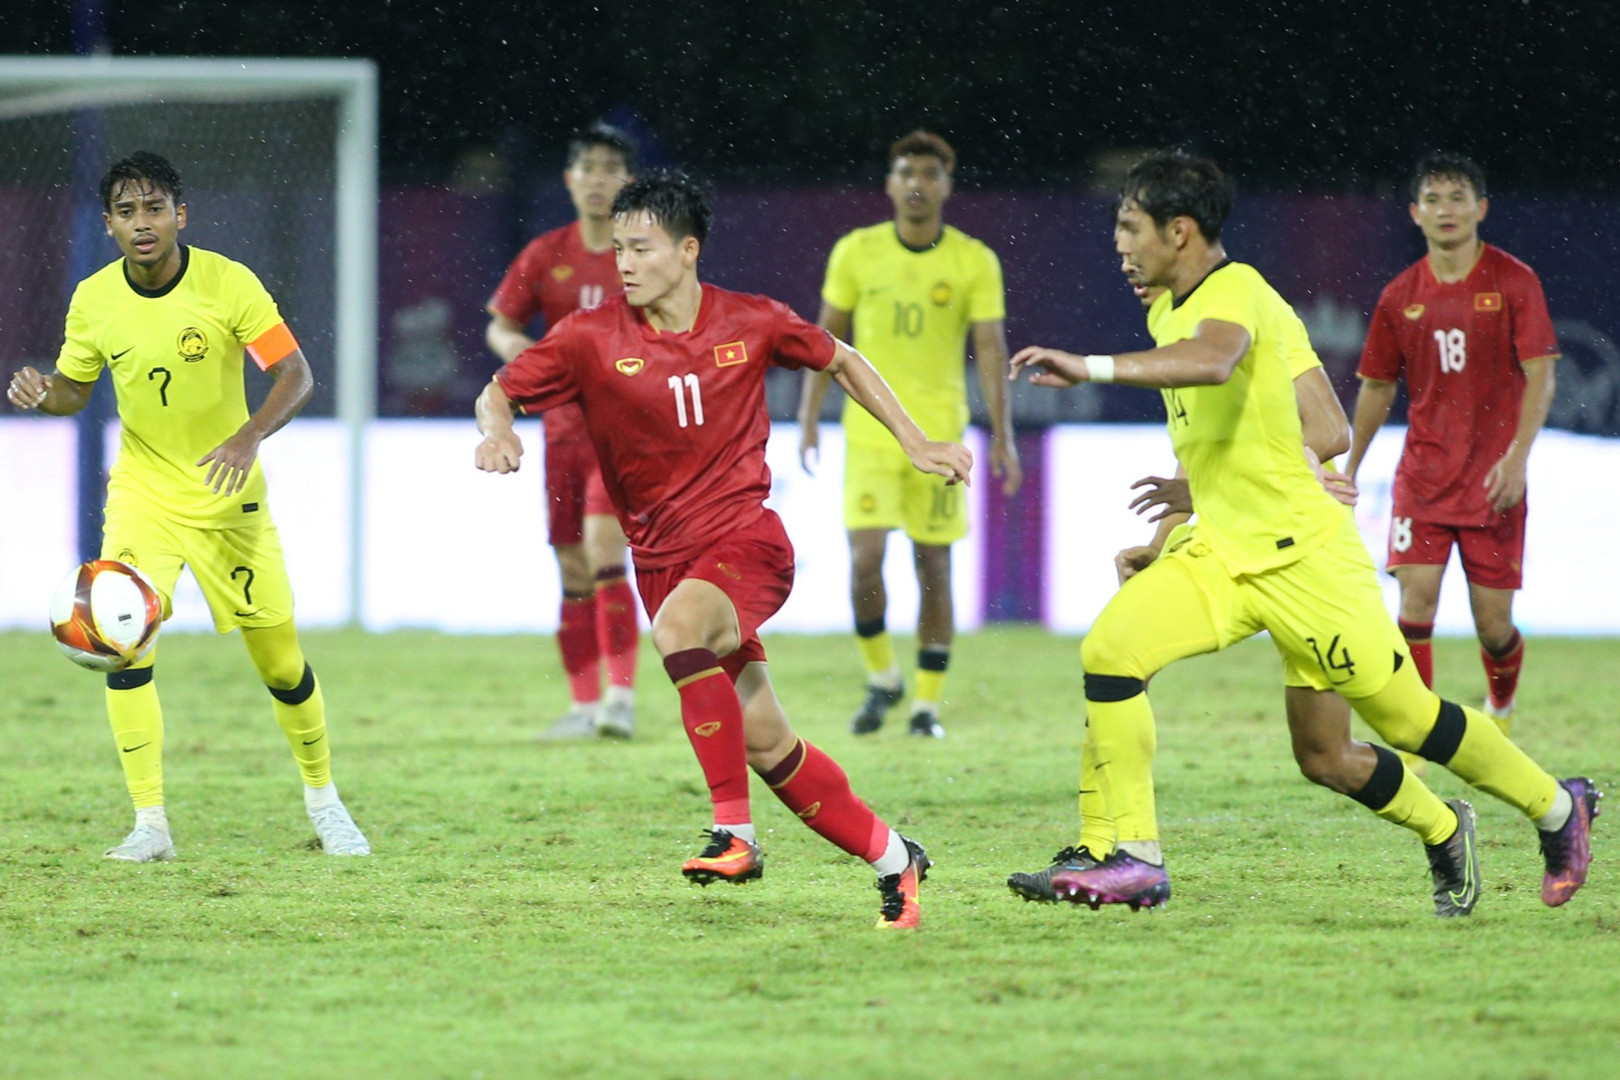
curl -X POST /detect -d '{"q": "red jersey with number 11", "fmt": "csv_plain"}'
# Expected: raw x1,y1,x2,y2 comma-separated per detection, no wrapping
1358,243,1558,525
494,284,836,568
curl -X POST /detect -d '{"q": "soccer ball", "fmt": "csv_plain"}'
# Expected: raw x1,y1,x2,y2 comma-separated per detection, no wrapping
49,560,163,672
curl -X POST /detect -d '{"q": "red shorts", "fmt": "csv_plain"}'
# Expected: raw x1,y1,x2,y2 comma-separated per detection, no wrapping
1386,500,1526,590
544,435,615,547
633,510,794,680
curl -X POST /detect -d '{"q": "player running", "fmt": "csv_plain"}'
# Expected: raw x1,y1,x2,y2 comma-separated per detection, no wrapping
6,152,369,862
485,122,643,740
1346,153,1558,733
798,130,1020,739
475,172,971,928
1006,151,1597,915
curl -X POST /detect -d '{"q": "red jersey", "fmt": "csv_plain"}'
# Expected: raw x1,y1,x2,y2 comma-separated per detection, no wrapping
1358,243,1559,525
494,284,837,568
487,221,622,443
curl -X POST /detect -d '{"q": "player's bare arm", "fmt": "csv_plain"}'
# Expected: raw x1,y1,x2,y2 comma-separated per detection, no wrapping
1345,376,1398,482
198,347,315,495
971,318,1022,495
5,366,94,415
1010,319,1250,389
473,377,524,474
485,310,536,365
1483,354,1556,513
797,301,853,474
824,338,972,485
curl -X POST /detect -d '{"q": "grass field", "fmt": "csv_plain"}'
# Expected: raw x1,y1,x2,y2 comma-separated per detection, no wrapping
2,626,1617,1079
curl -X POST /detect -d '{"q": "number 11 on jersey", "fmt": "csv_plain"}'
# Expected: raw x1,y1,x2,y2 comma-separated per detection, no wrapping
667,373,705,427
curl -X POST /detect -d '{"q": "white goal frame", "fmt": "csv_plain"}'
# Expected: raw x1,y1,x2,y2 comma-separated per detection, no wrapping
0,56,377,622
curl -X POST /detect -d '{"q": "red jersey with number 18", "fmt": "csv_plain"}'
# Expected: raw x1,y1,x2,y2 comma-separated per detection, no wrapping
487,221,623,444
494,283,836,568
1357,243,1559,525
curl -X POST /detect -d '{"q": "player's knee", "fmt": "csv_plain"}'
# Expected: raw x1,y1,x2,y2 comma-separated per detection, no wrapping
1294,745,1355,794
1079,633,1147,686
266,662,316,704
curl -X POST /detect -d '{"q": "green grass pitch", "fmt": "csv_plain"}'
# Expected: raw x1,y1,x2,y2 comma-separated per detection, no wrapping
2,626,1617,1079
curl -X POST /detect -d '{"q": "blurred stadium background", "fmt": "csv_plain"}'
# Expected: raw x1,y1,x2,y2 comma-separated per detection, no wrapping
4,0,1619,635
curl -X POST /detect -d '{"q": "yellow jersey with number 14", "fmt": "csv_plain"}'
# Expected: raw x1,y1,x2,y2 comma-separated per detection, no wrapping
1146,261,1343,576
822,223,1004,446
55,245,298,528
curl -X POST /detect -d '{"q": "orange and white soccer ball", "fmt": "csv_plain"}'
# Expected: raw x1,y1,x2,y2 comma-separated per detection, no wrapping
49,559,163,672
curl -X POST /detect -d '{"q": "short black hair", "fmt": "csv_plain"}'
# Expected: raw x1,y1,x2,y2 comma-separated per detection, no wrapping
99,151,183,212
889,129,956,174
568,121,638,172
611,170,713,249
1119,150,1234,243
1411,152,1486,201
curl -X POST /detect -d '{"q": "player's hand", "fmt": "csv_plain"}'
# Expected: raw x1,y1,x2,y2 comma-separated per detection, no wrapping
909,440,973,486
990,436,1023,496
798,422,820,476
1115,545,1160,585
6,366,51,410
1305,447,1358,507
1009,346,1091,388
1483,451,1528,512
475,431,523,474
1128,475,1191,520
197,430,264,495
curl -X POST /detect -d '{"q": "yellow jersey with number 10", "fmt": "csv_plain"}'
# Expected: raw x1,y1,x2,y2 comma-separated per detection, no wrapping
55,245,297,528
1146,261,1344,575
822,223,1004,446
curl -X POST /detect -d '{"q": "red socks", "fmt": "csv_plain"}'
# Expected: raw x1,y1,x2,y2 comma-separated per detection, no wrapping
759,738,888,862
558,594,601,705
664,648,750,825
1398,619,1434,688
596,568,639,691
1483,630,1524,707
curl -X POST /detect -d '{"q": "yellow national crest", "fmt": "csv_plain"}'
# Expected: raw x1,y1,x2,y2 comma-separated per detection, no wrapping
551,264,575,282
1474,292,1502,312
714,340,748,367
177,326,209,362
1402,304,1425,321
615,357,645,376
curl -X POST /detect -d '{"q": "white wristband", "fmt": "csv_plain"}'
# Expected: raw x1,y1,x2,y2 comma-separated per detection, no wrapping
1085,354,1116,383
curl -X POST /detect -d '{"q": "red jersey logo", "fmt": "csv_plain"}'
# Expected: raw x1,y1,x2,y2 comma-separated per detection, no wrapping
615,357,645,376
1475,292,1502,312
1403,304,1425,321
714,341,749,367
551,264,574,281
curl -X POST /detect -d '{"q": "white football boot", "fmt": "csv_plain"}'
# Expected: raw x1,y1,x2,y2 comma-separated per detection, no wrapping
104,823,176,863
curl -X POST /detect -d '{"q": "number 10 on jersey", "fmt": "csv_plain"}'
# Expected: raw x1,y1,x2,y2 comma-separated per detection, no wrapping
667,373,705,427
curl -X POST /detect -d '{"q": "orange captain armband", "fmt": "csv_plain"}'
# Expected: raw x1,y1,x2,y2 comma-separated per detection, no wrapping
247,322,299,370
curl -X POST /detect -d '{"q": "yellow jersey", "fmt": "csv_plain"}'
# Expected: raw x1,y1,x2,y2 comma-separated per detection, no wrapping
55,245,295,528
1147,261,1343,575
822,223,1004,445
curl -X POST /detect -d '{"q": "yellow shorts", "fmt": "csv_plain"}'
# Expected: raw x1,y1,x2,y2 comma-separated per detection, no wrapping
102,501,296,634
842,437,968,545
1086,517,1407,697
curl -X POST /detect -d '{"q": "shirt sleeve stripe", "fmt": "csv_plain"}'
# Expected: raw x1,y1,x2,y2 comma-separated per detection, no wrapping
246,322,299,371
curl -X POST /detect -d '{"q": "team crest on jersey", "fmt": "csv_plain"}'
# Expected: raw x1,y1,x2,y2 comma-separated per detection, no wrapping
177,327,208,362
714,340,748,367
930,281,953,307
1475,292,1503,312
615,357,644,376
551,265,574,282
1403,304,1425,321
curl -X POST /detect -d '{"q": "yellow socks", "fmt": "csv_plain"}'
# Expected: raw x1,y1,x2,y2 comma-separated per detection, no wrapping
106,664,163,809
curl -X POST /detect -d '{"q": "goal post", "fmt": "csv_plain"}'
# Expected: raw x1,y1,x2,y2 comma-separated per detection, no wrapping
0,56,377,623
